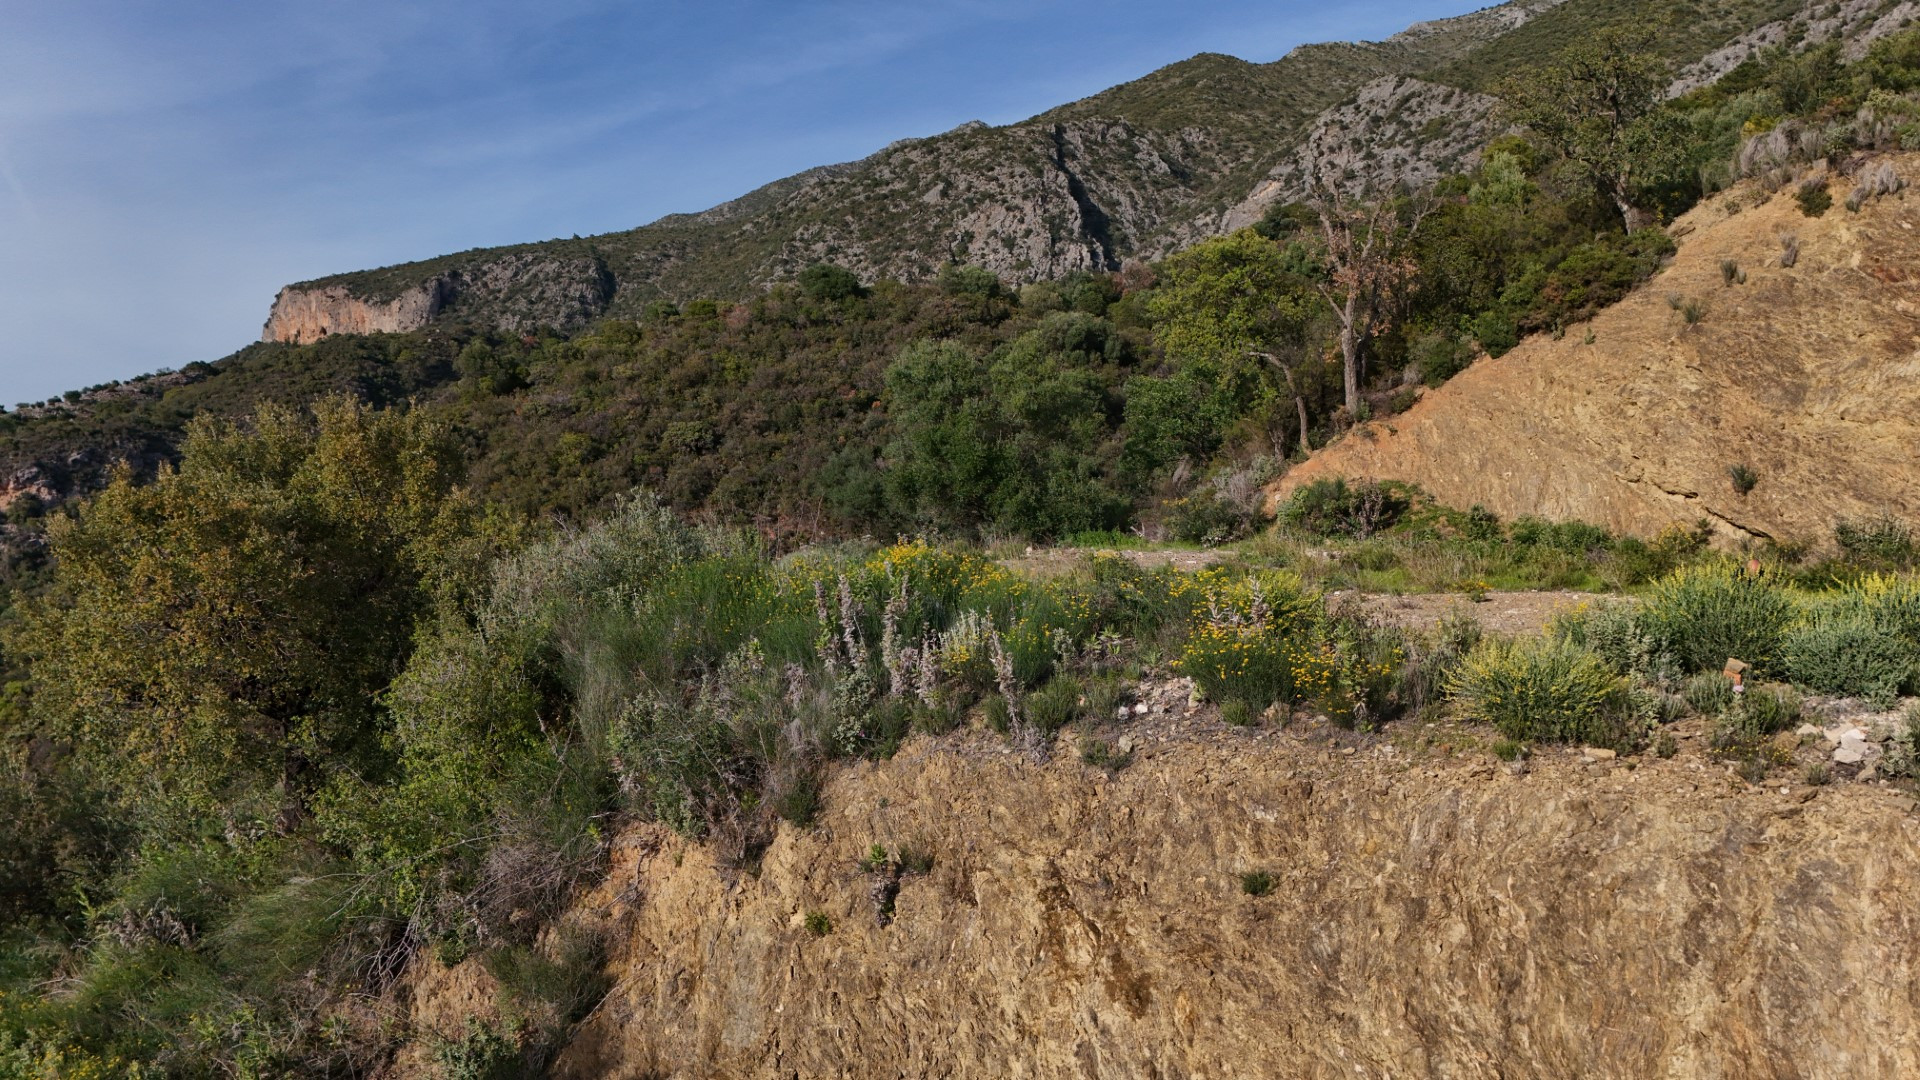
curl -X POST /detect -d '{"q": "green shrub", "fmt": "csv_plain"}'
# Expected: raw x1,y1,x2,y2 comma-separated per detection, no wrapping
1553,599,1671,681
1239,871,1275,897
1174,573,1330,709
1882,704,1920,779
1447,637,1625,744
1079,737,1134,772
434,1021,521,1080
1490,737,1526,761
1728,463,1758,494
1219,700,1254,727
1835,517,1919,569
1399,610,1482,715
1783,604,1914,706
982,694,1012,733
1639,563,1794,675
1165,491,1256,546
1653,729,1679,758
1280,479,1411,539
804,911,833,937
1682,670,1736,716
1026,677,1084,736
1724,684,1803,739
1796,181,1833,217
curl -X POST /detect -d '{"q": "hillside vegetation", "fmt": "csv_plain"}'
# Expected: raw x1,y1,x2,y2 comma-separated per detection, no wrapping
9,8,1920,1077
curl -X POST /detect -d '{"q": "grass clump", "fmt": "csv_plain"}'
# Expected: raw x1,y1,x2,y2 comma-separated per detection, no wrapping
1447,636,1627,745
1490,737,1527,761
1079,737,1135,772
803,911,833,937
1239,871,1276,897
1728,463,1758,495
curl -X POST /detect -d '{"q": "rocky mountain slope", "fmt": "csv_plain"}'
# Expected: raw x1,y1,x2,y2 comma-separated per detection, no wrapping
262,0,1844,344
387,710,1920,1079
1270,153,1920,547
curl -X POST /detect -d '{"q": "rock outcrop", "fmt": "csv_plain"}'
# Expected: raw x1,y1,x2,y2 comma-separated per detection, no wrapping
1207,76,1501,236
1270,154,1920,547
262,280,452,344
393,721,1920,1078
261,254,614,343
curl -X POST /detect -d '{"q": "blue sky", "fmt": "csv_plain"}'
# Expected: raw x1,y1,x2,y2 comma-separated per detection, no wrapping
0,0,1479,405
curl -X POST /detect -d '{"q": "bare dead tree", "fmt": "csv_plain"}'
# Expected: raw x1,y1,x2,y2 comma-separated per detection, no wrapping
1307,177,1434,419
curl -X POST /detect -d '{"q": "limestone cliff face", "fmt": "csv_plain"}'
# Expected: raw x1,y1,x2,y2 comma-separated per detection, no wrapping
391,724,1920,1079
1271,154,1920,546
262,254,614,343
261,280,452,344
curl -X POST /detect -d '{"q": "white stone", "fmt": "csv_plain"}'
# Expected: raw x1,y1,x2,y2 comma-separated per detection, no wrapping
1133,702,1150,717
1582,747,1618,761
1835,747,1866,765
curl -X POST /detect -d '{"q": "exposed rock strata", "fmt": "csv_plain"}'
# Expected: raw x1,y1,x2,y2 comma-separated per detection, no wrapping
415,725,1920,1080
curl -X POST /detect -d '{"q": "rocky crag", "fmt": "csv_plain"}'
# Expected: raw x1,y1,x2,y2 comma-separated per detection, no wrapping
1272,152,1920,548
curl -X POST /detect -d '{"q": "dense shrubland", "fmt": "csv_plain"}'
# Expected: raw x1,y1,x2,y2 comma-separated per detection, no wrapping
1,403,1917,1075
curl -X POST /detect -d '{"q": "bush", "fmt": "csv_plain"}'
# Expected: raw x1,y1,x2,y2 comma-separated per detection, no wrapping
1026,677,1083,737
1796,180,1833,217
1079,737,1134,772
1682,670,1735,716
1722,684,1803,739
1639,563,1794,675
1447,637,1626,744
1836,517,1918,569
1174,573,1329,709
434,1021,521,1080
1553,599,1672,681
1219,700,1254,727
1280,478,1411,539
1783,603,1914,706
1164,491,1256,546
1239,871,1275,897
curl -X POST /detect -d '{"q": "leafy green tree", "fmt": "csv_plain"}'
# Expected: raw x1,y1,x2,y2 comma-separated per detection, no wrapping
1148,230,1318,454
879,319,1130,538
27,398,499,832
1500,26,1688,229
799,263,866,302
879,341,1009,530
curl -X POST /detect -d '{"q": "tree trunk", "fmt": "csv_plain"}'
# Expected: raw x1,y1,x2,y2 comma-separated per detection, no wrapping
1339,309,1362,419
1281,363,1312,456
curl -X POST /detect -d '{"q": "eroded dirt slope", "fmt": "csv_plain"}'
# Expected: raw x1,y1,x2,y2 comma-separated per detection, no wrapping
1271,156,1920,546
440,721,1920,1080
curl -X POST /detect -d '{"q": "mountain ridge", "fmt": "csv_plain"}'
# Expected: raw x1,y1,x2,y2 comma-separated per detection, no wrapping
256,0,1647,344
